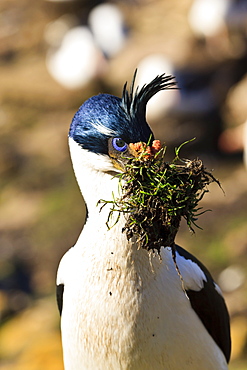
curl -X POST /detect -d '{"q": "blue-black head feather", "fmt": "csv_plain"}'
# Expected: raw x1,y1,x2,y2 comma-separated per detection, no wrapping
69,71,176,154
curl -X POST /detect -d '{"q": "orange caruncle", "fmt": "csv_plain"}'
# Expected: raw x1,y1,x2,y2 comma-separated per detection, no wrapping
151,140,161,154
129,140,162,159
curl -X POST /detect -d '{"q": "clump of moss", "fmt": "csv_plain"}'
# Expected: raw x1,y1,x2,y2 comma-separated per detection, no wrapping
102,141,221,252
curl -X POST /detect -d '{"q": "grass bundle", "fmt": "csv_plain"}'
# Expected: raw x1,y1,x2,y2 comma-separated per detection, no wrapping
101,140,221,252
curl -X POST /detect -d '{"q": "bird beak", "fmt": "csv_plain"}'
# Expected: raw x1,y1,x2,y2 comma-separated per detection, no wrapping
108,146,134,172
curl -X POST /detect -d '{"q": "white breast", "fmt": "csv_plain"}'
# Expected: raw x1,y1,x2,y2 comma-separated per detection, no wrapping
57,214,228,370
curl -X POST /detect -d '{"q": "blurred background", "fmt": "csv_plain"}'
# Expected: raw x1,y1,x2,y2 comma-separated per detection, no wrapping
0,0,247,369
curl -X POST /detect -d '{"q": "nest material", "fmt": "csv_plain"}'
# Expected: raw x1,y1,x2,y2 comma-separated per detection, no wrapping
103,141,221,252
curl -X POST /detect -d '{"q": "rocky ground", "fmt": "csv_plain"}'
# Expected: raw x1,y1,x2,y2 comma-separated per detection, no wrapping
0,0,247,369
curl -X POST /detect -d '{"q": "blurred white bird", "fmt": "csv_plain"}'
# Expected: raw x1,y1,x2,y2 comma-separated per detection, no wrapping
46,25,105,89
88,3,127,58
188,0,230,38
45,3,128,89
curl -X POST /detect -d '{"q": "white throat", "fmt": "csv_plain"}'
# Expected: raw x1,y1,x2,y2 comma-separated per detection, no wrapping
69,137,121,218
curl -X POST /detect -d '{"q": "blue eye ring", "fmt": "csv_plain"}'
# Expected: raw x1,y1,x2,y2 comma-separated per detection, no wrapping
112,138,128,152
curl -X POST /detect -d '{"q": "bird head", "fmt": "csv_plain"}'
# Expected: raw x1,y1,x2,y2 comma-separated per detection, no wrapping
69,70,176,176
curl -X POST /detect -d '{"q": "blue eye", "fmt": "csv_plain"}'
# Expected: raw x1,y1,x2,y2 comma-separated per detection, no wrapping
112,138,128,152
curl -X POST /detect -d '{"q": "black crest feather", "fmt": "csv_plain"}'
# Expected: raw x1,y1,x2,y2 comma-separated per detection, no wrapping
121,69,176,122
